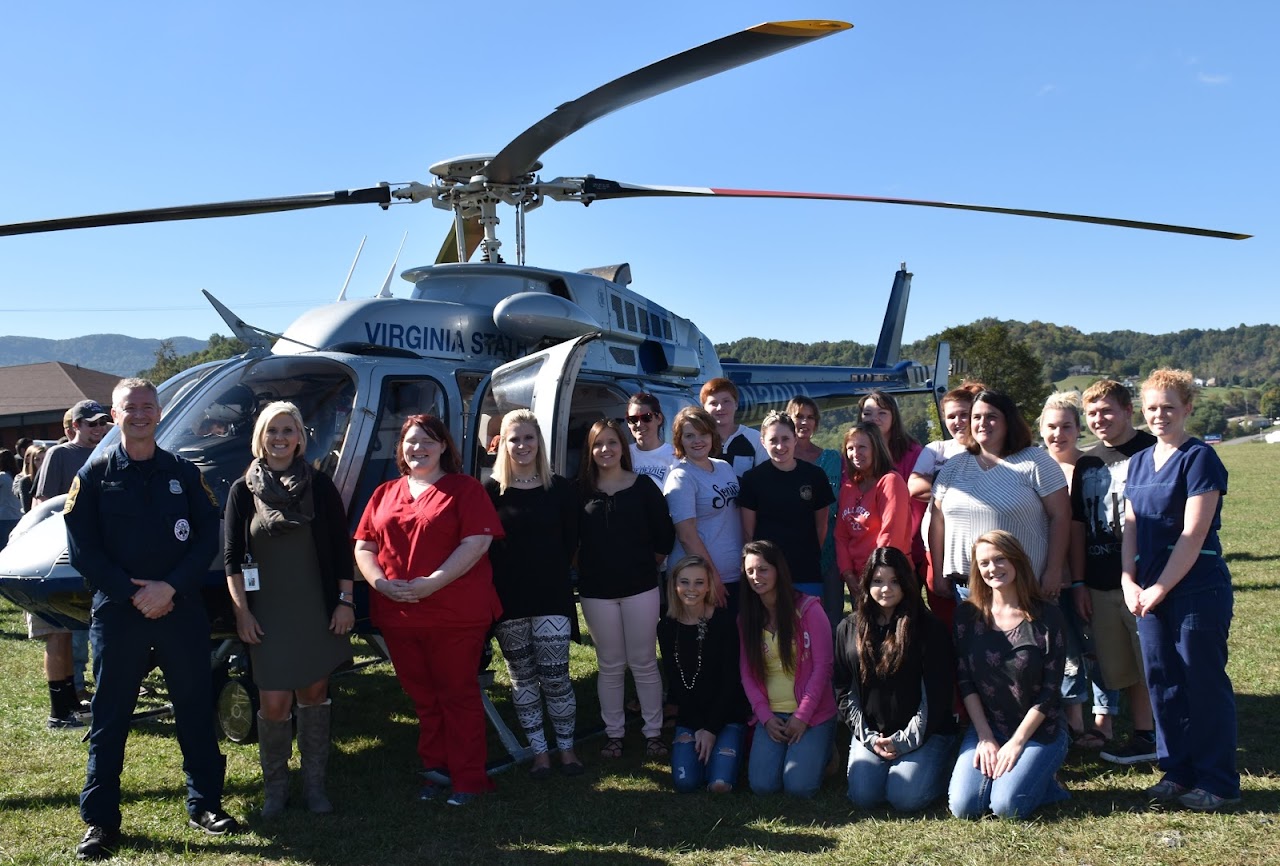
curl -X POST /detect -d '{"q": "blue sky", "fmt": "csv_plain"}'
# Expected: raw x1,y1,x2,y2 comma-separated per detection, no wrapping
1,2,1275,349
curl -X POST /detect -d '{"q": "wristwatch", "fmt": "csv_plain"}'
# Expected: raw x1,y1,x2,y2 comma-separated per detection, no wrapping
337,591,355,609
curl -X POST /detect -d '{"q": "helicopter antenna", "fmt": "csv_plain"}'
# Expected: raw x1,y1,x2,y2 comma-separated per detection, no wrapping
336,235,367,301
200,290,307,350
376,232,408,298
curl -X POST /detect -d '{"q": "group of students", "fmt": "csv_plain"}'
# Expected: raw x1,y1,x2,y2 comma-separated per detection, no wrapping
178,367,1241,827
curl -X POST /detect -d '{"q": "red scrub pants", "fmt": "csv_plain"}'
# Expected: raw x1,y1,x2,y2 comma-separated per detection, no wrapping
381,624,495,794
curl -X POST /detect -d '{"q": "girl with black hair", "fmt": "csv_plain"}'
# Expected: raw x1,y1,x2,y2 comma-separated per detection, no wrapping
834,547,958,811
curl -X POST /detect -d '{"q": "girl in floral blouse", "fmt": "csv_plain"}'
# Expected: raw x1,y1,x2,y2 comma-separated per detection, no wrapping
948,530,1069,819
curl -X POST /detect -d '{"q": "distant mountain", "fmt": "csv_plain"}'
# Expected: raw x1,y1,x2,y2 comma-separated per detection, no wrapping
0,334,207,377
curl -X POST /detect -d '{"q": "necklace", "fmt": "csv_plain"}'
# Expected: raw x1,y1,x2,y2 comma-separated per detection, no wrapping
673,615,708,691
511,475,540,486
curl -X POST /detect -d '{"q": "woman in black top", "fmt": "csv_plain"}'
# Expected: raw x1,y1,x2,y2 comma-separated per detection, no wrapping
834,547,958,811
658,554,750,793
485,410,582,777
577,418,675,759
948,530,1069,819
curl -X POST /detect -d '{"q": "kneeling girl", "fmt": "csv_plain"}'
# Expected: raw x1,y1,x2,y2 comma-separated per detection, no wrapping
657,555,750,793
834,546,958,811
948,530,1069,819
739,540,836,798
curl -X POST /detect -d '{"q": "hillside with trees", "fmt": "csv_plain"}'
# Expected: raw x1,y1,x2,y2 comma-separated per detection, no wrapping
718,319,1280,445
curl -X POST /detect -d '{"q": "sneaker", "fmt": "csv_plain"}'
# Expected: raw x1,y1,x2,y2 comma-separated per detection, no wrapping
1178,788,1242,812
418,783,447,802
48,713,85,730
1100,736,1157,765
446,792,478,807
1145,778,1190,801
187,809,242,835
76,825,120,861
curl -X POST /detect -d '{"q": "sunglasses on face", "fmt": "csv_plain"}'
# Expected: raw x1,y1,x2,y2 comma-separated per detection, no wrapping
84,419,112,428
626,412,655,425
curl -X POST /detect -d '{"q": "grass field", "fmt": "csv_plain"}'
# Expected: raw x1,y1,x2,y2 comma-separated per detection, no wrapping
2,444,1278,865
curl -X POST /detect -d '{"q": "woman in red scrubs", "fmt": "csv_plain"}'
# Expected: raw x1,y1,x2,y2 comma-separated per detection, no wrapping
354,414,504,806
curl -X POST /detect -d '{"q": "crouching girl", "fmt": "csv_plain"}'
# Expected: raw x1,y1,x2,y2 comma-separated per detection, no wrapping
657,555,750,792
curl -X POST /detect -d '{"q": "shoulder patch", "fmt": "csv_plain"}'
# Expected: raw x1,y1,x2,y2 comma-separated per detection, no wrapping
64,476,81,513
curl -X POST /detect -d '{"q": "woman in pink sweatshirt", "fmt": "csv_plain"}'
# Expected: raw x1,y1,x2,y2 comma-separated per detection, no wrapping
738,540,836,798
836,423,911,594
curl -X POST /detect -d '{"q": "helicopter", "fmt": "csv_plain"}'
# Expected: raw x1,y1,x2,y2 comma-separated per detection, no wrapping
0,18,1248,741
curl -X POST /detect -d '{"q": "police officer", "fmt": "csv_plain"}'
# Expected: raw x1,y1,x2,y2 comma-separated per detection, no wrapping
64,377,241,861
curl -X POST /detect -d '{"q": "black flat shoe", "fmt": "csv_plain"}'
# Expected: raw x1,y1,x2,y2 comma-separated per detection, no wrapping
560,760,585,777
529,764,553,780
188,810,241,836
76,825,120,861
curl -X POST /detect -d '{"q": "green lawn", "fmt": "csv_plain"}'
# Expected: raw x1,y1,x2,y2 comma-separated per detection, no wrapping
2,444,1278,865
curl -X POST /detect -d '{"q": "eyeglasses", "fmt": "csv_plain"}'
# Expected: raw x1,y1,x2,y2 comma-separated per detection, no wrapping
84,419,112,428
626,412,655,425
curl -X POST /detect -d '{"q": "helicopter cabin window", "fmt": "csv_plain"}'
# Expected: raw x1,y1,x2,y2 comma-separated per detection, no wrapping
610,295,626,331
158,356,358,508
348,377,447,528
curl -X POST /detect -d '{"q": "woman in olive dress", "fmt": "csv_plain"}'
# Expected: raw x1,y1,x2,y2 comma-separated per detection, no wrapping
225,401,354,817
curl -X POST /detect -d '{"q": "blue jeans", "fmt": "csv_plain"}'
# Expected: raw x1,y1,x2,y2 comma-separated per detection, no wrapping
1053,599,1090,705
948,725,1069,819
1136,583,1239,799
747,715,835,798
847,732,956,811
671,723,745,793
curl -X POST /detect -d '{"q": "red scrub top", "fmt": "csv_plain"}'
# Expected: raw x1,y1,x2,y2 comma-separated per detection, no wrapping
355,473,503,629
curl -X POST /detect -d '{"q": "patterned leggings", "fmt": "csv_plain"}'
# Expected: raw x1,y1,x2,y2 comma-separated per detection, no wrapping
493,615,577,754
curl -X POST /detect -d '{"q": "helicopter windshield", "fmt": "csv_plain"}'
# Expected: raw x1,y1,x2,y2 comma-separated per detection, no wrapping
158,356,357,506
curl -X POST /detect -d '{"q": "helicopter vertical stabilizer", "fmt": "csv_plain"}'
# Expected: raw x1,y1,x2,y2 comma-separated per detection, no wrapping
871,263,911,369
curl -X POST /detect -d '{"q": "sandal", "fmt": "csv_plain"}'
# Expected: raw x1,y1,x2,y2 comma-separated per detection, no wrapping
1070,726,1106,750
645,736,669,758
600,738,624,759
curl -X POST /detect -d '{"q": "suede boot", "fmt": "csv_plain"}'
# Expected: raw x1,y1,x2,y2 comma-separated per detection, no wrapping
256,712,293,818
296,701,334,814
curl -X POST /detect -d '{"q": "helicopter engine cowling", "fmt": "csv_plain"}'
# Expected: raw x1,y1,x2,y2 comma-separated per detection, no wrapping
493,292,601,342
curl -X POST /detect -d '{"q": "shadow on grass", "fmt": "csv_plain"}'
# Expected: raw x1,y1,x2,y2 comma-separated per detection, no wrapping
1230,579,1280,592
1225,552,1280,565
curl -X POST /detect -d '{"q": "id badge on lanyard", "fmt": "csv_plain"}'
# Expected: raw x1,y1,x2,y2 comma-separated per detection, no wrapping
243,558,260,592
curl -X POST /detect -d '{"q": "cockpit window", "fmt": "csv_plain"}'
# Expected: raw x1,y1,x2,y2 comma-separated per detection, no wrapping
157,356,357,507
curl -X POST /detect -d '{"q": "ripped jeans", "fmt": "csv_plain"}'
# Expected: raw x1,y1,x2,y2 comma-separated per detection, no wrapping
671,723,745,793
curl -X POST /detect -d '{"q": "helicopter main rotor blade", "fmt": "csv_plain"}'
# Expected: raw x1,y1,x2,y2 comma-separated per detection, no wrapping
572,179,1251,240
0,186,394,237
483,19,851,185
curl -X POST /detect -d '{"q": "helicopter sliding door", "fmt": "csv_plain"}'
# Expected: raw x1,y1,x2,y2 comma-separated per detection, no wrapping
479,334,597,477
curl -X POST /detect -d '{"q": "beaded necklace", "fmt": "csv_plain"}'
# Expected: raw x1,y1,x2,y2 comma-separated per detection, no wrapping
673,614,709,691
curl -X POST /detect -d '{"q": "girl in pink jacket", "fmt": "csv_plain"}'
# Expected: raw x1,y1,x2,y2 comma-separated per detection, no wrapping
738,540,836,798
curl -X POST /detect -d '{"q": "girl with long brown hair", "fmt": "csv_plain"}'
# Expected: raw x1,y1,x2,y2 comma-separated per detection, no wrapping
738,540,835,798
948,530,1069,819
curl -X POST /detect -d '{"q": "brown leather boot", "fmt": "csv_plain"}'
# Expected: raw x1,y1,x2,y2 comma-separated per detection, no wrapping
296,702,333,814
256,712,293,818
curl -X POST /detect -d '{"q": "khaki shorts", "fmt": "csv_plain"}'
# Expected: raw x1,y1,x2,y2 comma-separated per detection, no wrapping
26,612,70,638
1088,587,1145,691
